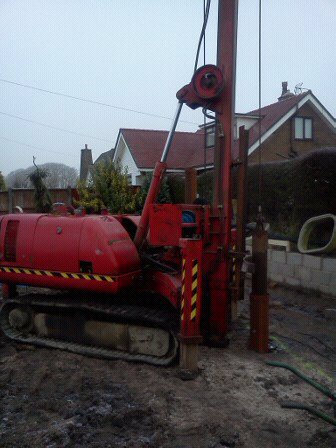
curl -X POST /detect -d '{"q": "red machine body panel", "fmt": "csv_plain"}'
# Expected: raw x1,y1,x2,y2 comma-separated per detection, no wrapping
149,204,205,247
77,215,140,276
0,214,43,268
32,214,83,272
0,214,141,293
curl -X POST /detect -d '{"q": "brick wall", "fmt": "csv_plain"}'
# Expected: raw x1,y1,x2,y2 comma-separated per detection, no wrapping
249,102,336,163
249,120,291,163
267,249,336,298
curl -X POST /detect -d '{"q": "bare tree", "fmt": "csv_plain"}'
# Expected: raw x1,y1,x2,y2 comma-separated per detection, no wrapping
6,163,78,188
6,169,30,188
42,163,78,188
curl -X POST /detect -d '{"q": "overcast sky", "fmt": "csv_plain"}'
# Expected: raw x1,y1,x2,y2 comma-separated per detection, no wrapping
0,0,335,176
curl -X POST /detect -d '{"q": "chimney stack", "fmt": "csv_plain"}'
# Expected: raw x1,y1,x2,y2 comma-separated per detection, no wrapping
80,144,93,182
282,82,288,96
278,81,294,101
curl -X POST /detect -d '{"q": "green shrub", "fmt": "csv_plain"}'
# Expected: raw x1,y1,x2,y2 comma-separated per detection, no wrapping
140,172,172,205
197,171,213,204
0,171,6,191
167,174,185,203
77,160,142,214
246,148,336,239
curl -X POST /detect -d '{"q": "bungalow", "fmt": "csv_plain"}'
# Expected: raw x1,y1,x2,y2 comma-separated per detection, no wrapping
112,128,206,185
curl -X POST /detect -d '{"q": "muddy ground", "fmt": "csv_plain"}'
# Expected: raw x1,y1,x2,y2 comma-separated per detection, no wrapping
0,283,335,448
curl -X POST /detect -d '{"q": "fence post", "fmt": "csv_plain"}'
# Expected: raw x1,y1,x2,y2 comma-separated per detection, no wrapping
8,188,13,213
67,186,72,205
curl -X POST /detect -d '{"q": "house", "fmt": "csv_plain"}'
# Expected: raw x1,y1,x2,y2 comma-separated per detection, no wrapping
203,82,336,165
243,83,336,163
81,83,335,186
94,148,115,165
111,129,206,185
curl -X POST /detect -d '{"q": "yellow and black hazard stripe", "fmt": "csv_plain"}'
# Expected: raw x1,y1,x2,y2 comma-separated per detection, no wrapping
180,258,186,321
0,266,115,282
190,259,198,321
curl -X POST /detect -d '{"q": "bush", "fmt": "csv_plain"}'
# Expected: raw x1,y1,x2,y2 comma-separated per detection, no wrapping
140,172,172,205
197,171,213,204
0,171,6,191
77,160,142,214
167,174,185,203
246,148,336,239
195,149,336,240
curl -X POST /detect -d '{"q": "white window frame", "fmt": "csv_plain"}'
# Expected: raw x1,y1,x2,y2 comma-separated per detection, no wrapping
206,126,215,148
294,117,313,140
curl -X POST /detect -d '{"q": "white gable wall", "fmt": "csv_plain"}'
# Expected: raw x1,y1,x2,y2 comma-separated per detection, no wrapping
113,133,142,186
112,133,185,186
234,115,259,139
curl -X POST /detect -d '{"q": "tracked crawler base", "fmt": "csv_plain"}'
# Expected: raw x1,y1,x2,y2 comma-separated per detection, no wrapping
0,293,179,366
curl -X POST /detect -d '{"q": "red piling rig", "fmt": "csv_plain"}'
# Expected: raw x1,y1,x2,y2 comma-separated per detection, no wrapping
0,0,270,368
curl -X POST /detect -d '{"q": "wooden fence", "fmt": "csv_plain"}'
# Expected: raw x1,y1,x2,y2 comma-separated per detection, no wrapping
0,188,79,214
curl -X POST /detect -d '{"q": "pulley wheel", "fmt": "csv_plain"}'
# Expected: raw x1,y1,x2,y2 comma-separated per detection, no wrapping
192,64,224,99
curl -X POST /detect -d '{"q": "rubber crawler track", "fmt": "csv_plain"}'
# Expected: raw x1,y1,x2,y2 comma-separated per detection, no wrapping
0,294,179,366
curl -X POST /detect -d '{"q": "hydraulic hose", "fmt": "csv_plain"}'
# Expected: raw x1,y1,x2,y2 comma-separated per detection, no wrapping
281,402,336,426
266,360,336,400
267,361,336,426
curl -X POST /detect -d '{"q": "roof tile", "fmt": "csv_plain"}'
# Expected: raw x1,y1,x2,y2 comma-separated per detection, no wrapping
120,128,208,169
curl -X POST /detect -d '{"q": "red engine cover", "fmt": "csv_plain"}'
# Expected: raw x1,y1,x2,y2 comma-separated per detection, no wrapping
0,214,141,293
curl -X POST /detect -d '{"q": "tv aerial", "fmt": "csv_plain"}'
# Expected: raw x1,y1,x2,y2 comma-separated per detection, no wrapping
294,82,309,95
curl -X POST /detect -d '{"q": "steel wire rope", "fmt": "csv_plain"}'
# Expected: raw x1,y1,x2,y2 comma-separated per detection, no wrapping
194,0,212,74
0,78,198,125
203,0,208,202
0,135,76,158
193,0,213,202
0,111,112,143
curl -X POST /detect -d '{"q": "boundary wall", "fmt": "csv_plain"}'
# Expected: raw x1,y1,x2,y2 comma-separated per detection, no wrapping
252,246,336,298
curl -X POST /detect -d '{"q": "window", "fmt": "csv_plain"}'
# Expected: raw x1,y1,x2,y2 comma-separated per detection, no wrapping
294,117,313,140
234,123,238,140
206,126,215,148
